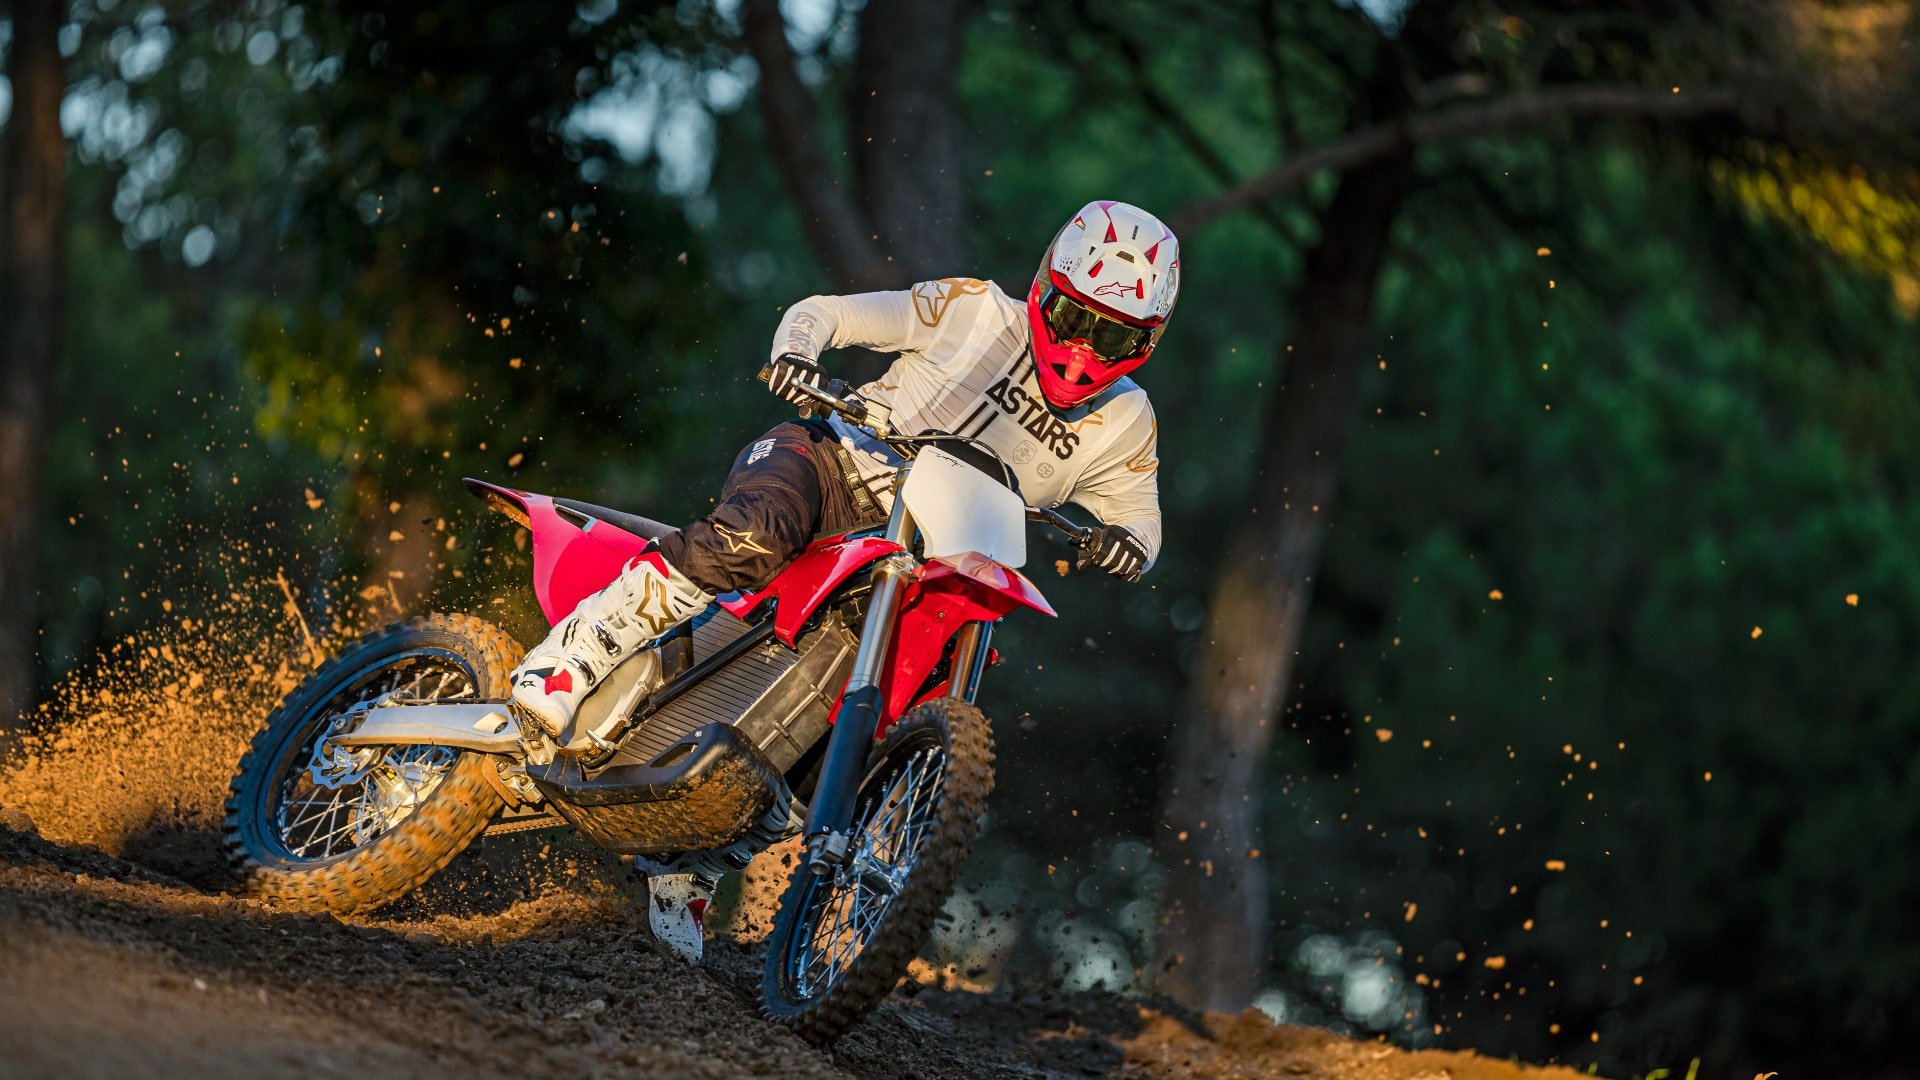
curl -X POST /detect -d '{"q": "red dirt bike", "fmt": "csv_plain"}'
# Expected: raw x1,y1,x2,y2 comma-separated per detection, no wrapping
222,375,1094,1041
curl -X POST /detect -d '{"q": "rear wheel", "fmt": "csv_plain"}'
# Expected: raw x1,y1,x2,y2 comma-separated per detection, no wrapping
223,613,519,914
762,696,994,1042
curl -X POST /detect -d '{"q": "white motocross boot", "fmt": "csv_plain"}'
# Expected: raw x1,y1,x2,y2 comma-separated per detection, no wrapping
509,549,710,739
633,857,717,964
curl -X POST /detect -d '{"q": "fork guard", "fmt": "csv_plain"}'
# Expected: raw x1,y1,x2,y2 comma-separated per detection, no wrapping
523,723,785,855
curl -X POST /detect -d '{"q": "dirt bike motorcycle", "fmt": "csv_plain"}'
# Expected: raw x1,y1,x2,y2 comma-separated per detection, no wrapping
222,374,1095,1041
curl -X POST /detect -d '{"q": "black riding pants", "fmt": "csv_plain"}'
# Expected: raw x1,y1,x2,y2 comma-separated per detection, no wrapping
654,420,884,595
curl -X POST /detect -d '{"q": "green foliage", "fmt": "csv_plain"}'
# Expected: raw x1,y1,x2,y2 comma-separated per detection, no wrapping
231,3,723,539
18,1,1920,1075
1281,141,1920,1064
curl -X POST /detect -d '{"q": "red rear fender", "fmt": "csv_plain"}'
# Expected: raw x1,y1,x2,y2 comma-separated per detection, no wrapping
464,477,653,626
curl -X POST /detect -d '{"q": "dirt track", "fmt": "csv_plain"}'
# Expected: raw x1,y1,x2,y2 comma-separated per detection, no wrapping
0,817,1589,1080
0,609,1591,1079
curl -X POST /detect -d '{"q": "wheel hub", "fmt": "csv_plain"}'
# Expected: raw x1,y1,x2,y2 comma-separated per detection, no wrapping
850,844,909,897
353,754,442,841
271,659,475,862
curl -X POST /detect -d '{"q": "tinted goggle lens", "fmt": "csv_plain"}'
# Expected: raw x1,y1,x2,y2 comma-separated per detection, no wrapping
1041,288,1152,362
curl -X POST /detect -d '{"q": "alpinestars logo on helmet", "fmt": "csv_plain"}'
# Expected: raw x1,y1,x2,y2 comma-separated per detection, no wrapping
1024,200,1180,410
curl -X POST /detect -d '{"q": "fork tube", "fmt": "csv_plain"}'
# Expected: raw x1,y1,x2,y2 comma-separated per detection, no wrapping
803,496,918,868
947,621,992,704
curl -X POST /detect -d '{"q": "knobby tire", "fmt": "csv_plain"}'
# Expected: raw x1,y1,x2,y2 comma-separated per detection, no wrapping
223,613,519,914
761,696,995,1042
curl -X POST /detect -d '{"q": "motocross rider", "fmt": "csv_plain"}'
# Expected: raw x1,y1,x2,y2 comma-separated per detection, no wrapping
508,200,1178,962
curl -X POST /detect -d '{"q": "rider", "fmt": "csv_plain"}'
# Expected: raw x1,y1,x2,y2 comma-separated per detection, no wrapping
509,200,1178,962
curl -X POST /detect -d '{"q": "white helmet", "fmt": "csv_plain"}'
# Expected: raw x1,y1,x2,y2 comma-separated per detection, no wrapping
1025,200,1180,408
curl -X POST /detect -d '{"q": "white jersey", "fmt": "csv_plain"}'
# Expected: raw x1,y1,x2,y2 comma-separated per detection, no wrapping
772,278,1162,568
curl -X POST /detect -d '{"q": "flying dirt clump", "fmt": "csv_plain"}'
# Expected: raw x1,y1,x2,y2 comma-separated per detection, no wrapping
0,567,476,888
0,584,325,886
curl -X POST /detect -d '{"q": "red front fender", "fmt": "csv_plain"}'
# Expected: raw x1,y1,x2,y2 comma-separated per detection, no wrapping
880,552,1055,724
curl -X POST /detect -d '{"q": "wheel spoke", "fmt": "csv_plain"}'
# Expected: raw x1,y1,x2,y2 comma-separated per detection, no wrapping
302,806,369,856
284,781,347,835
267,654,472,863
281,793,340,838
286,797,347,857
784,737,950,1001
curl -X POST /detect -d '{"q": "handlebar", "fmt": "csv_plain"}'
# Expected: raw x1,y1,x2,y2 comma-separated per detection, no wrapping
1027,505,1095,549
758,364,1094,551
756,365,884,435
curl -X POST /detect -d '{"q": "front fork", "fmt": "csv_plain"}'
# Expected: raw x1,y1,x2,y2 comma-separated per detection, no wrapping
799,492,995,871
803,487,918,869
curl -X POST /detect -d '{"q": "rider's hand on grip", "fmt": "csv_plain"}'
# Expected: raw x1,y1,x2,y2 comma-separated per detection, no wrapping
766,353,825,407
1076,525,1147,583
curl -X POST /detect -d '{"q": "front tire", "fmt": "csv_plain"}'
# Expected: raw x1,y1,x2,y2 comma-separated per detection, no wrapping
762,696,995,1042
223,613,519,914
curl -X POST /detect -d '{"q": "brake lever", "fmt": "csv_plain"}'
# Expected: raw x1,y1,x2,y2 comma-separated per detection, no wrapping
755,365,882,433
1027,506,1095,549
793,378,862,422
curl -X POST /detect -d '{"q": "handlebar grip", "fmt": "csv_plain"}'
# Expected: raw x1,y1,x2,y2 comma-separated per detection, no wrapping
758,365,872,426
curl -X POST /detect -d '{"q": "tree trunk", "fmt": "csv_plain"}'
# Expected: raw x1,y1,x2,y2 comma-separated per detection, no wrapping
1152,151,1412,1010
741,0,893,291
743,0,971,291
0,0,69,732
848,0,970,283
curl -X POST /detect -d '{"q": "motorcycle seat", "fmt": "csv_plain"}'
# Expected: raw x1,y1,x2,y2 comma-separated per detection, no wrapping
553,497,677,542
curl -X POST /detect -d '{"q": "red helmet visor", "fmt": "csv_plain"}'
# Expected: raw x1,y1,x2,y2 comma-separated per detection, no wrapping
1038,286,1155,362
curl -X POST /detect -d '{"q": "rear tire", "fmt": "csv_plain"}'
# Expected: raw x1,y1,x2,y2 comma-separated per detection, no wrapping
762,696,994,1042
223,613,519,914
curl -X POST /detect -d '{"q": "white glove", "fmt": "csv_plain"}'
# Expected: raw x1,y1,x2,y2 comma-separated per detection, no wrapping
766,352,825,405
1076,525,1148,583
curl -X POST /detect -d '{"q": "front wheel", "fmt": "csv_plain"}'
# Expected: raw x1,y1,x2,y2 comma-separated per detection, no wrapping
223,613,519,914
762,696,995,1042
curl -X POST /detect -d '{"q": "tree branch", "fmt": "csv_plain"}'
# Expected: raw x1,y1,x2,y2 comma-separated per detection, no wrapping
1172,84,1742,234
740,0,891,290
1070,4,1309,247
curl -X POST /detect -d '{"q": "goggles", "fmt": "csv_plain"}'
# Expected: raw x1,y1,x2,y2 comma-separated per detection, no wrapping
1038,286,1155,363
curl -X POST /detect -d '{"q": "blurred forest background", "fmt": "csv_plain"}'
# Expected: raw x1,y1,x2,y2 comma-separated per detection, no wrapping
3,0,1920,1076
